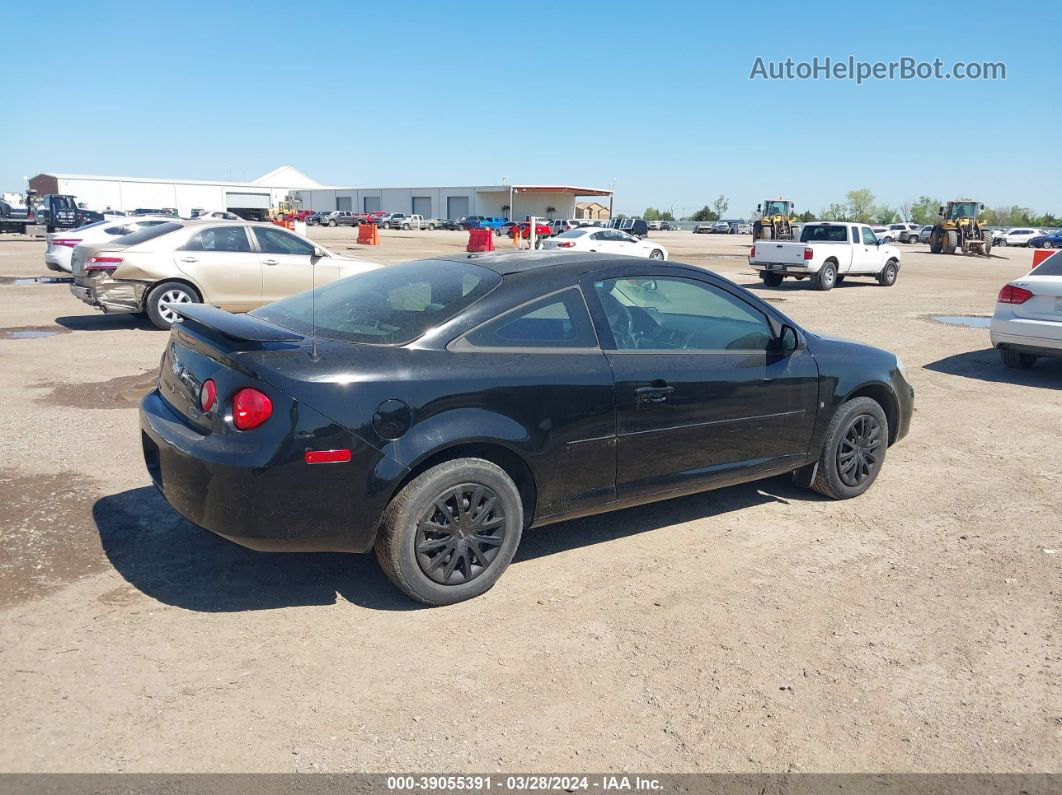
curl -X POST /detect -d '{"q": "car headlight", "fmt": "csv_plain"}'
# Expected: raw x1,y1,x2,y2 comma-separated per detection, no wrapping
895,355,909,382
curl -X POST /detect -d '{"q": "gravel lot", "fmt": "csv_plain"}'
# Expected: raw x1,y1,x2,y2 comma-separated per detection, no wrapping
0,227,1058,773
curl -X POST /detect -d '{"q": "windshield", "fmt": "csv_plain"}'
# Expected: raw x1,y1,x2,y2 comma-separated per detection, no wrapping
946,202,979,220
764,201,789,215
1033,252,1062,276
800,224,848,242
252,259,502,345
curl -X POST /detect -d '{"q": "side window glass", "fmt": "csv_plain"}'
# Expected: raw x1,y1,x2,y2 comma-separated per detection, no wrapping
183,226,251,252
463,289,597,349
594,277,772,352
252,227,314,256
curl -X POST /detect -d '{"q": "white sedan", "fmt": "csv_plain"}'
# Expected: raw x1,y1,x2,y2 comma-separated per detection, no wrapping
990,251,1062,368
45,215,178,273
540,228,668,259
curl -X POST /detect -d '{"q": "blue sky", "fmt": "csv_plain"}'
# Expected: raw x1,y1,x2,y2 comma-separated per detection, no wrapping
1,0,1057,218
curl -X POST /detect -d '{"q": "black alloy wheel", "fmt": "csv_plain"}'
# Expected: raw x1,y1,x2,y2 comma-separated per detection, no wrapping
416,484,507,586
836,414,882,488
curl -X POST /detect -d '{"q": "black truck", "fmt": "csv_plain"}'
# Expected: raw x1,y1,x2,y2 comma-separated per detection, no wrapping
0,193,103,234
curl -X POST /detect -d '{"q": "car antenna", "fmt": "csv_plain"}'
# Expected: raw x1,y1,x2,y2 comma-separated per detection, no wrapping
310,248,319,362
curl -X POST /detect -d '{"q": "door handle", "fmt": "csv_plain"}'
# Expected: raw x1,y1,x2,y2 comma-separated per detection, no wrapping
635,384,674,406
179,256,198,262
263,259,279,266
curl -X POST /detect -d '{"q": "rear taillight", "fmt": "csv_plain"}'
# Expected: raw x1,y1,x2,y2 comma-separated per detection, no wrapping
750,246,756,257
803,247,814,260
997,284,1034,304
199,379,216,412
85,256,123,274
557,241,575,248
52,238,81,248
232,388,272,430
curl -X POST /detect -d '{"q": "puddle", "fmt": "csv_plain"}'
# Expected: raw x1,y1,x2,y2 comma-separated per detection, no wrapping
0,275,73,285
36,370,157,409
931,315,992,329
0,326,71,339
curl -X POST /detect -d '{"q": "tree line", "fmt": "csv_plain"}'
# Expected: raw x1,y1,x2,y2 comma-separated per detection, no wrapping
637,191,1058,227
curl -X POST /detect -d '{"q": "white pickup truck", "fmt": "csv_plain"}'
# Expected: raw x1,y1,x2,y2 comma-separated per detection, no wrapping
749,221,901,291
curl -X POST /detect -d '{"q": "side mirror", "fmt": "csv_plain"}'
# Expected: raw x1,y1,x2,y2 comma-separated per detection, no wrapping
312,246,326,258
938,206,944,216
777,324,802,354
756,204,762,212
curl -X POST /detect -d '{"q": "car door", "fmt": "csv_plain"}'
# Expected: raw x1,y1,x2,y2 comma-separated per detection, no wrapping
253,226,340,304
850,225,880,273
609,231,644,255
583,230,612,253
174,225,261,310
585,268,818,499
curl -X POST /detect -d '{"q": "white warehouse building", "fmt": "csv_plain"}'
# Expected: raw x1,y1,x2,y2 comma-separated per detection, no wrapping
293,184,613,222
26,165,613,222
28,165,326,219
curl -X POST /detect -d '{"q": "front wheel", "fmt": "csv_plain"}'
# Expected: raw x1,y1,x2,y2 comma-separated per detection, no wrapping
1000,349,1036,369
145,281,200,330
809,397,888,499
815,262,837,291
878,260,899,286
374,458,524,605
329,220,337,227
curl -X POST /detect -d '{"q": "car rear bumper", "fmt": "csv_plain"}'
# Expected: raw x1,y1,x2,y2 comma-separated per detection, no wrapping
70,278,146,313
752,262,811,274
990,326,1062,357
139,389,400,554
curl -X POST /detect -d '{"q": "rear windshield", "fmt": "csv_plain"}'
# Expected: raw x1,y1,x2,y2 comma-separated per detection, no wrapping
1033,251,1062,276
556,229,589,239
800,224,849,242
252,259,502,345
113,222,183,246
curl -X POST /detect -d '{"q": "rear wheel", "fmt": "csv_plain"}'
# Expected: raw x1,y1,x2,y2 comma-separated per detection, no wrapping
375,458,524,606
1043,240,1054,249
810,397,888,499
1000,349,1037,369
762,272,784,287
145,281,200,330
649,249,665,260
815,262,837,291
877,259,899,286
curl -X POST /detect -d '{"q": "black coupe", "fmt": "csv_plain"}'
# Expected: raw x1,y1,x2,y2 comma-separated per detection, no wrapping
140,252,913,605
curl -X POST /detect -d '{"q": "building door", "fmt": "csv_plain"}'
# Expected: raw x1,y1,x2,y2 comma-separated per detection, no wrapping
363,197,381,213
336,197,352,211
447,196,469,220
412,196,431,217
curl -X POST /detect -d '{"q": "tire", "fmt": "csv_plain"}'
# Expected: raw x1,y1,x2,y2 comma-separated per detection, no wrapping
877,259,899,286
762,226,774,240
401,224,410,230
1000,349,1036,369
942,229,958,255
382,222,391,230
815,261,837,291
1043,240,1054,249
810,396,888,500
998,239,1008,246
929,226,944,254
374,458,524,606
762,272,784,287
145,281,200,330
427,224,435,231
649,249,665,260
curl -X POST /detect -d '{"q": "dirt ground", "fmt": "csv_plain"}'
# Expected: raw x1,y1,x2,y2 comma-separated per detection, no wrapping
0,227,1058,774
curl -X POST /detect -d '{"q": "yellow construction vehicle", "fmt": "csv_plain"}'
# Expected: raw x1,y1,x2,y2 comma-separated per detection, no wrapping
929,199,992,256
266,196,302,222
753,199,796,240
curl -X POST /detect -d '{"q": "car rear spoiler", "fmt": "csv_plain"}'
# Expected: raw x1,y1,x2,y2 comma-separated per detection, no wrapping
171,304,304,343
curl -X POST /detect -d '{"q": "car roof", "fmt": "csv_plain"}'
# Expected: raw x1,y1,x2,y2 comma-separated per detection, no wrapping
437,251,638,276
